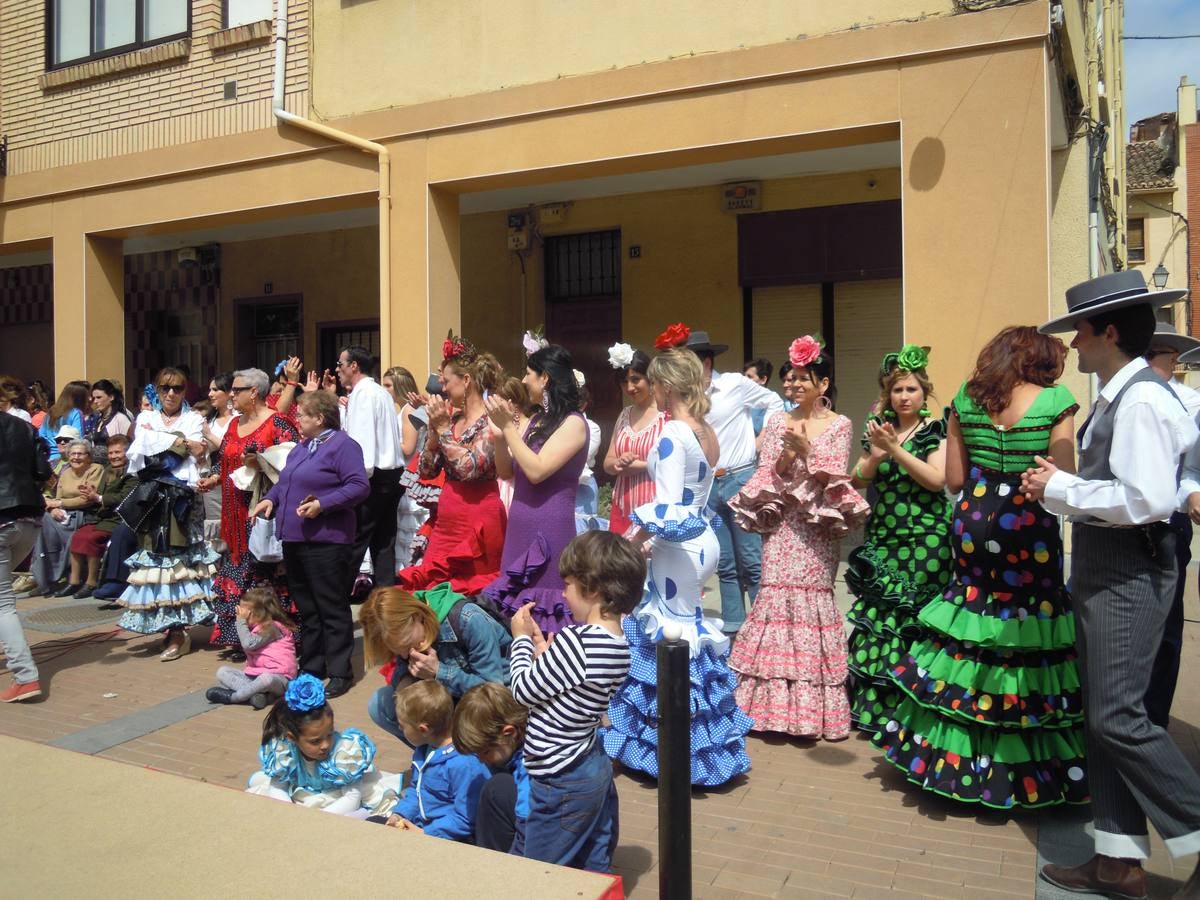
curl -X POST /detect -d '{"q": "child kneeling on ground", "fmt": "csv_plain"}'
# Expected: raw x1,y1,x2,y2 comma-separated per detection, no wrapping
246,673,397,817
385,680,492,839
206,586,297,709
508,530,644,872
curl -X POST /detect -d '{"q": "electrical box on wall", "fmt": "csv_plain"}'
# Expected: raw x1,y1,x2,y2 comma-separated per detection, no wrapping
507,210,530,251
536,203,569,227
722,181,762,212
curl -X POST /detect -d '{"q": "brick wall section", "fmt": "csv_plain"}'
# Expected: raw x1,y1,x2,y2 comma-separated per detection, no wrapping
0,0,308,175
1189,123,1200,336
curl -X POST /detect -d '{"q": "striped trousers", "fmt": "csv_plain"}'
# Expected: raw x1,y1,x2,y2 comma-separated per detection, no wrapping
1073,523,1200,859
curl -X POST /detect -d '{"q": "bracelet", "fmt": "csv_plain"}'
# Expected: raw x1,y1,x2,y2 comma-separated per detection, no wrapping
854,463,873,483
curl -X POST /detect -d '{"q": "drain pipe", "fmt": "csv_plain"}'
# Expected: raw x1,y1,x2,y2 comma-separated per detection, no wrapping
271,0,392,370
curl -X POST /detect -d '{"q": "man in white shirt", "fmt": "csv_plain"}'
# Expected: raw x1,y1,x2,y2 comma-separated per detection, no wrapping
687,330,784,634
1023,271,1200,899
1142,321,1200,731
336,345,404,591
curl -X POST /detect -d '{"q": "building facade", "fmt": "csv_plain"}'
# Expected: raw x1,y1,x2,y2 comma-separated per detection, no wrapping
0,0,1124,433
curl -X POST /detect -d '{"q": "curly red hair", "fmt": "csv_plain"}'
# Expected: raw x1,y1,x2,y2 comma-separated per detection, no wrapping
965,326,1067,413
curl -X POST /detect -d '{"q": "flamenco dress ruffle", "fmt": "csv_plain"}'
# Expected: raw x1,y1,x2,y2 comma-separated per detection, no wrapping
398,478,505,595
728,439,868,739
872,466,1088,809
602,607,752,787
845,418,952,734
118,544,218,633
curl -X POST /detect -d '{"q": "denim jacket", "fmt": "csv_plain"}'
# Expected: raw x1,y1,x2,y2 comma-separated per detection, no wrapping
390,602,511,698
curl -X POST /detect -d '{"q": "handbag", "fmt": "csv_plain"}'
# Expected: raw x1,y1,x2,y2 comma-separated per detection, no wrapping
248,515,283,563
115,480,163,533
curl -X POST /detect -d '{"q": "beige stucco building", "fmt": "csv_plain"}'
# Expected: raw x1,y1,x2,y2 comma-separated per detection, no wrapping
0,0,1125,433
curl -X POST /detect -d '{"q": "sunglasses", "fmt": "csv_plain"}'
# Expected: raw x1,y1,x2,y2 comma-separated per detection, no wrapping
229,386,254,394
55,437,71,443
158,384,186,393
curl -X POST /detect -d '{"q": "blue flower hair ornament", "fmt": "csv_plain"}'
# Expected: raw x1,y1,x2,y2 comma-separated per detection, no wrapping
274,358,288,377
285,672,326,712
142,383,162,412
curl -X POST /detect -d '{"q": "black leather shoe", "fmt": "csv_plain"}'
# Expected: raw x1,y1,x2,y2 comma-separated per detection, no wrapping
55,583,82,598
205,687,234,705
73,585,95,599
324,677,353,699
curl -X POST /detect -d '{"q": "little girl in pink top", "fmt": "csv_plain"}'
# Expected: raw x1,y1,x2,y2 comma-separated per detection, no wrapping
206,586,298,709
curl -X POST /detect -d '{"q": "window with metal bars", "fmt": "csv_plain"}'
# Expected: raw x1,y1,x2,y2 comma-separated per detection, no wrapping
545,230,621,300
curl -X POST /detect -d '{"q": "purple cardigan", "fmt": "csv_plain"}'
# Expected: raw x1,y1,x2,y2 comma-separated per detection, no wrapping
263,430,370,545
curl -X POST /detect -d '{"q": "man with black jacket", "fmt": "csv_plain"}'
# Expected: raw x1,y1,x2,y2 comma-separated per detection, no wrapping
0,411,52,702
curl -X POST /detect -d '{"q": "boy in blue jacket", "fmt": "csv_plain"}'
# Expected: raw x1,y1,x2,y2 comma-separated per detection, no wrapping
386,681,491,840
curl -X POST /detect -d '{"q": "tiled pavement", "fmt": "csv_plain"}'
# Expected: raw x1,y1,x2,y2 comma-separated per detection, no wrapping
3,572,1198,899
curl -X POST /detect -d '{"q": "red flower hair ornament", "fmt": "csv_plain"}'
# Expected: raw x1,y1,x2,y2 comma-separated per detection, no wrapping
654,323,691,351
442,329,477,364
788,335,824,368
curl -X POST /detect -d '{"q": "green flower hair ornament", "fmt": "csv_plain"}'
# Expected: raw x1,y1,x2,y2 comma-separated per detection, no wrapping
881,344,931,375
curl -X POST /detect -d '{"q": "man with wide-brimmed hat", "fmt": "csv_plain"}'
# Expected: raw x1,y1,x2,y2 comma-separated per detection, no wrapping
1023,270,1200,899
1143,321,1200,732
685,328,783,634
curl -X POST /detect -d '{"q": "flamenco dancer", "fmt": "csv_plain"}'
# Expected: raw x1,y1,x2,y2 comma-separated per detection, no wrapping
846,346,951,734
728,336,867,740
875,326,1087,809
602,334,751,787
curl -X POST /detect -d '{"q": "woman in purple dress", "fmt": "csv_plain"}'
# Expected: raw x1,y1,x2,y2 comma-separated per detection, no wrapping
482,344,589,635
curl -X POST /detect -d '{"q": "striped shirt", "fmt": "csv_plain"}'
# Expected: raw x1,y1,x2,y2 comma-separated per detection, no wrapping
510,624,630,776
611,407,666,519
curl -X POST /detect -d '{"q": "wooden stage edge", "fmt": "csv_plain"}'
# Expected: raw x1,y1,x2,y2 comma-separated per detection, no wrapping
0,734,623,899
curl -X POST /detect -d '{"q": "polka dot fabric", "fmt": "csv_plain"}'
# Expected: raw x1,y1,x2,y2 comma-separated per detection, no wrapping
845,417,953,734
873,385,1089,810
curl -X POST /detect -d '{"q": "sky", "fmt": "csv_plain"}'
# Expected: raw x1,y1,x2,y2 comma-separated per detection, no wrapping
1123,0,1200,129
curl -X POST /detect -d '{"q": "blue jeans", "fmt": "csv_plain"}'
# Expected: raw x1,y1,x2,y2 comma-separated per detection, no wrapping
708,466,761,632
368,683,413,748
524,743,618,873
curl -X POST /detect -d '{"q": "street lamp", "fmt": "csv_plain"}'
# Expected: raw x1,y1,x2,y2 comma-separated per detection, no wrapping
1152,263,1170,290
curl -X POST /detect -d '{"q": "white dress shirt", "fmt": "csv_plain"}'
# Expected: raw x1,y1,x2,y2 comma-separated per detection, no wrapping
706,370,785,470
128,409,206,488
342,376,402,478
581,415,602,482
1170,378,1200,417
1044,357,1199,525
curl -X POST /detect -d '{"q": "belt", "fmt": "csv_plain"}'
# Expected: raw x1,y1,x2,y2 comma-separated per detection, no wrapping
713,462,756,479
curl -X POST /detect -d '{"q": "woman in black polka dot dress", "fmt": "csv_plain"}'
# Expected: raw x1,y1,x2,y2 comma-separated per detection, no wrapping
846,346,952,734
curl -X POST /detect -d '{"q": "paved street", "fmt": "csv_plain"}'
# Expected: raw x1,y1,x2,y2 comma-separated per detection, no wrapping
2,565,1198,899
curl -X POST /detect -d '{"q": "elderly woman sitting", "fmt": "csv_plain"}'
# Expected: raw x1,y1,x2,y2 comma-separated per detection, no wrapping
66,434,136,600
32,439,103,596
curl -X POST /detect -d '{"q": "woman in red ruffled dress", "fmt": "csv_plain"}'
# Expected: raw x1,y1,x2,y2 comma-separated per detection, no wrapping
396,335,507,594
728,336,868,740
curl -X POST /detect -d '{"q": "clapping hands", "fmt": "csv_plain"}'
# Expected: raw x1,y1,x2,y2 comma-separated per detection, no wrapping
866,420,898,457
510,602,552,657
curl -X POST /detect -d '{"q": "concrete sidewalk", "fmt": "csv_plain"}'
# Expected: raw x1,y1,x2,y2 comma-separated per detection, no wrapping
1,571,1197,898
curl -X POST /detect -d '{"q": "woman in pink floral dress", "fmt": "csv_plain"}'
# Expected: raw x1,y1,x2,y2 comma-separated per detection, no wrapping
729,337,868,740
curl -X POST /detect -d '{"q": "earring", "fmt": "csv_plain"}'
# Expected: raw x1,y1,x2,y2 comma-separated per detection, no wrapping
918,405,931,418
883,408,897,420
816,395,832,413
226,400,233,413
541,391,550,413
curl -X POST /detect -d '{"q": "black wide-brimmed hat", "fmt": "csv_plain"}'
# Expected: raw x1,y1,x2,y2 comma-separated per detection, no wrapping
685,330,729,356
1150,321,1200,356
1039,270,1187,334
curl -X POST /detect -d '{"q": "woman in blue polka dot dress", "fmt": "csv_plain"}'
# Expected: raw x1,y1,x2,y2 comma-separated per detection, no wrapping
874,326,1088,809
602,345,752,787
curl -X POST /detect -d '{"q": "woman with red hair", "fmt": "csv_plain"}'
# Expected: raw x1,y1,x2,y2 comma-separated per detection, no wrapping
874,325,1088,809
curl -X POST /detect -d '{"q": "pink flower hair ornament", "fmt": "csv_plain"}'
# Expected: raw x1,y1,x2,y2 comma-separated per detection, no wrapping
788,335,824,368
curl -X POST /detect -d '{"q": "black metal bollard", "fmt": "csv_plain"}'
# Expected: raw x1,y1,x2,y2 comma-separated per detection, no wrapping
657,622,691,900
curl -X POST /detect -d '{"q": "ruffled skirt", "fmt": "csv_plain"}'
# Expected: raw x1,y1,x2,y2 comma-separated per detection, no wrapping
118,545,217,634
730,583,849,740
602,613,752,787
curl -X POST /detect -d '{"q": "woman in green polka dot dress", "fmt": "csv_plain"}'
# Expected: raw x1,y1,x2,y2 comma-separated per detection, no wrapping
847,345,951,735
873,326,1088,809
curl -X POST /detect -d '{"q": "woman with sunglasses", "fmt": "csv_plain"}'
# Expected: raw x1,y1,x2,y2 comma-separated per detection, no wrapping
116,367,215,661
198,368,299,659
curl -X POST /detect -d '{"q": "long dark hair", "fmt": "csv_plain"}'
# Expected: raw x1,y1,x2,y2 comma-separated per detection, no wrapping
261,698,331,747
526,344,581,445
92,379,129,425
208,372,232,422
48,382,89,426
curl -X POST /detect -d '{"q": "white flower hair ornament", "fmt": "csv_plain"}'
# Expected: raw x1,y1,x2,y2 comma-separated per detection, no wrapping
522,325,549,357
607,342,635,370
573,369,587,390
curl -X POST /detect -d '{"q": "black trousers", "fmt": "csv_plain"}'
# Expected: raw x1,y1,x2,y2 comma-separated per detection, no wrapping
1145,511,1192,728
93,523,137,599
283,541,355,680
349,467,404,590
475,772,517,852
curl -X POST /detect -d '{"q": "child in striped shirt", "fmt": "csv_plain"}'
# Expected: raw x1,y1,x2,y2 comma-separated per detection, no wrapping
507,530,644,872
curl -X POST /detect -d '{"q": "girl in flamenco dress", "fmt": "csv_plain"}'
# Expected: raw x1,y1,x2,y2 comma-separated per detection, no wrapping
482,343,589,636
602,341,752,787
728,337,869,740
845,345,952,734
873,326,1087,809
